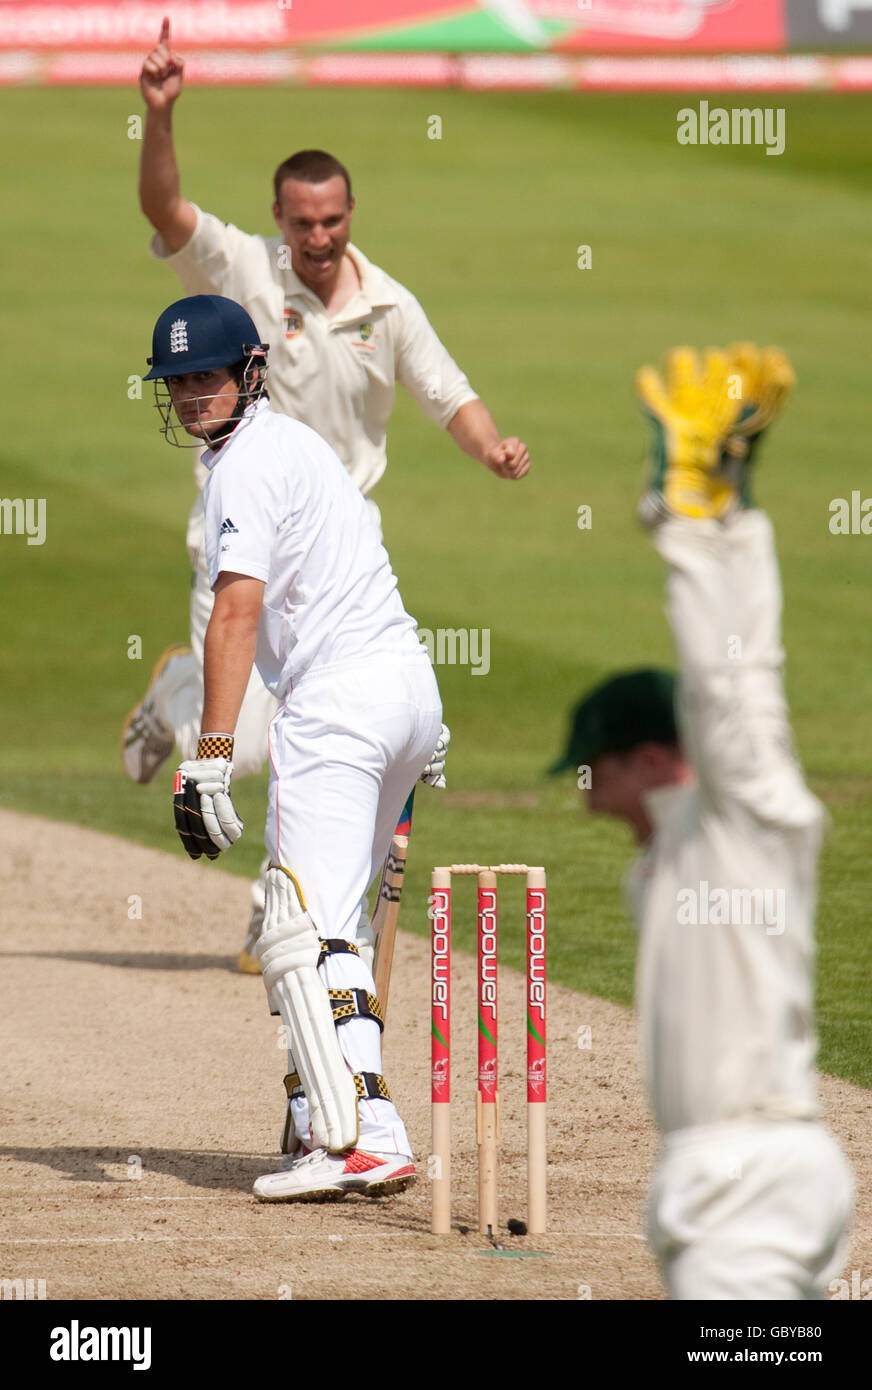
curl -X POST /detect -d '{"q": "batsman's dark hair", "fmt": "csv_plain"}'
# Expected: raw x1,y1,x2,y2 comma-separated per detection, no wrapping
229,356,267,397
272,150,353,205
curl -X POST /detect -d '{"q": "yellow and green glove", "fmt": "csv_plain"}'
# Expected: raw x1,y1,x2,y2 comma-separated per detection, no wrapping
636,344,795,525
720,342,796,507
636,346,745,525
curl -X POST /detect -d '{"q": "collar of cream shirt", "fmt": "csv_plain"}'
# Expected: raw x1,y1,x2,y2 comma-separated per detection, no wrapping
624,781,694,924
279,242,399,325
641,779,694,833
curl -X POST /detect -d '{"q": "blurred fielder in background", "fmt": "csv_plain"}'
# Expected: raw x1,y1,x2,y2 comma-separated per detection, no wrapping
551,344,854,1299
123,18,529,966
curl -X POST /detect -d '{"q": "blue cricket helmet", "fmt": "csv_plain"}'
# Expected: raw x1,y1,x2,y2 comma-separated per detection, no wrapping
145,295,267,379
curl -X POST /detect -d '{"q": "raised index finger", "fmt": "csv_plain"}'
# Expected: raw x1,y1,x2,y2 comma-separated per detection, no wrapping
159,16,170,44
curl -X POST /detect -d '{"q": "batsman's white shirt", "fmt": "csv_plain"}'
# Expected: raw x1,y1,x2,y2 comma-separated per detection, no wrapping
201,400,422,694
152,206,479,494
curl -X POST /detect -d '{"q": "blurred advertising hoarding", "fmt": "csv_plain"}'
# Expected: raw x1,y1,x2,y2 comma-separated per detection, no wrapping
0,1,790,54
2,1,871,85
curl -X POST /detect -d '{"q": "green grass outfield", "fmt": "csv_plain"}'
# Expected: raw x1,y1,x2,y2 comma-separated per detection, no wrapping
1,89,869,1084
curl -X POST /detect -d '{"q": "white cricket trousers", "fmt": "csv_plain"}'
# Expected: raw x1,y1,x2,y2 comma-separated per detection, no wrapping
268,652,442,1156
647,1119,854,1300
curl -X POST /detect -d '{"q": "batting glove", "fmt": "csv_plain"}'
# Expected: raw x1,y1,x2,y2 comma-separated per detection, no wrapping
420,723,450,790
173,735,243,860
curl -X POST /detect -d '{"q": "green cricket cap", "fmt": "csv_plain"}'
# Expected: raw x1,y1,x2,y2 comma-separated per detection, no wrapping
547,668,678,775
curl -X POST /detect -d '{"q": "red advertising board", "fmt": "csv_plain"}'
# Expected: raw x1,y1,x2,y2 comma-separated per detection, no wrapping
0,3,290,48
1,0,870,85
0,0,789,52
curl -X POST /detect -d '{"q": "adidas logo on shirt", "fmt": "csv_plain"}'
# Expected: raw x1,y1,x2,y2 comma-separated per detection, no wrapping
219,518,239,535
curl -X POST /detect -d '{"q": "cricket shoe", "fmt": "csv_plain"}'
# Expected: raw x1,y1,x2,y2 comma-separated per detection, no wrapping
121,644,194,784
253,1147,416,1203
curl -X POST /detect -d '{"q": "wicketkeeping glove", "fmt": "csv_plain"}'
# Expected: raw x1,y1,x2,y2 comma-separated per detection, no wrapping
419,722,450,790
636,346,745,526
173,735,243,860
719,342,795,507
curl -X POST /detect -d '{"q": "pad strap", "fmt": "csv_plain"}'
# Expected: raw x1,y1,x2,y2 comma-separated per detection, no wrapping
354,1072,392,1102
264,939,364,1017
283,1070,391,1104
318,938,360,967
329,988,384,1032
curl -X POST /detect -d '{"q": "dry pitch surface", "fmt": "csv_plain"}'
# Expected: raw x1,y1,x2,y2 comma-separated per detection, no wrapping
1,808,869,1302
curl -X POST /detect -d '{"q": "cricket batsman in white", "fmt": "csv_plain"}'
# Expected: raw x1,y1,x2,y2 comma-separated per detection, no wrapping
550,344,854,1297
146,292,443,1200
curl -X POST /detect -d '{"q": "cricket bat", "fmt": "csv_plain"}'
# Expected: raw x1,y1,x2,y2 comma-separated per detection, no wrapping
372,788,415,1021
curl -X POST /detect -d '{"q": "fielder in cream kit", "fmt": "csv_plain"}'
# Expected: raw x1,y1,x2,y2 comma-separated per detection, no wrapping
551,345,854,1298
146,294,443,1199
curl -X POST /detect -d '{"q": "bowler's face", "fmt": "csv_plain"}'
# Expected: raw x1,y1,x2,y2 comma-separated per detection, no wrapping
273,176,354,288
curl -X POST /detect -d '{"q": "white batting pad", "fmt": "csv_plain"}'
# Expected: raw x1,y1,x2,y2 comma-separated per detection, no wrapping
256,867,358,1153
